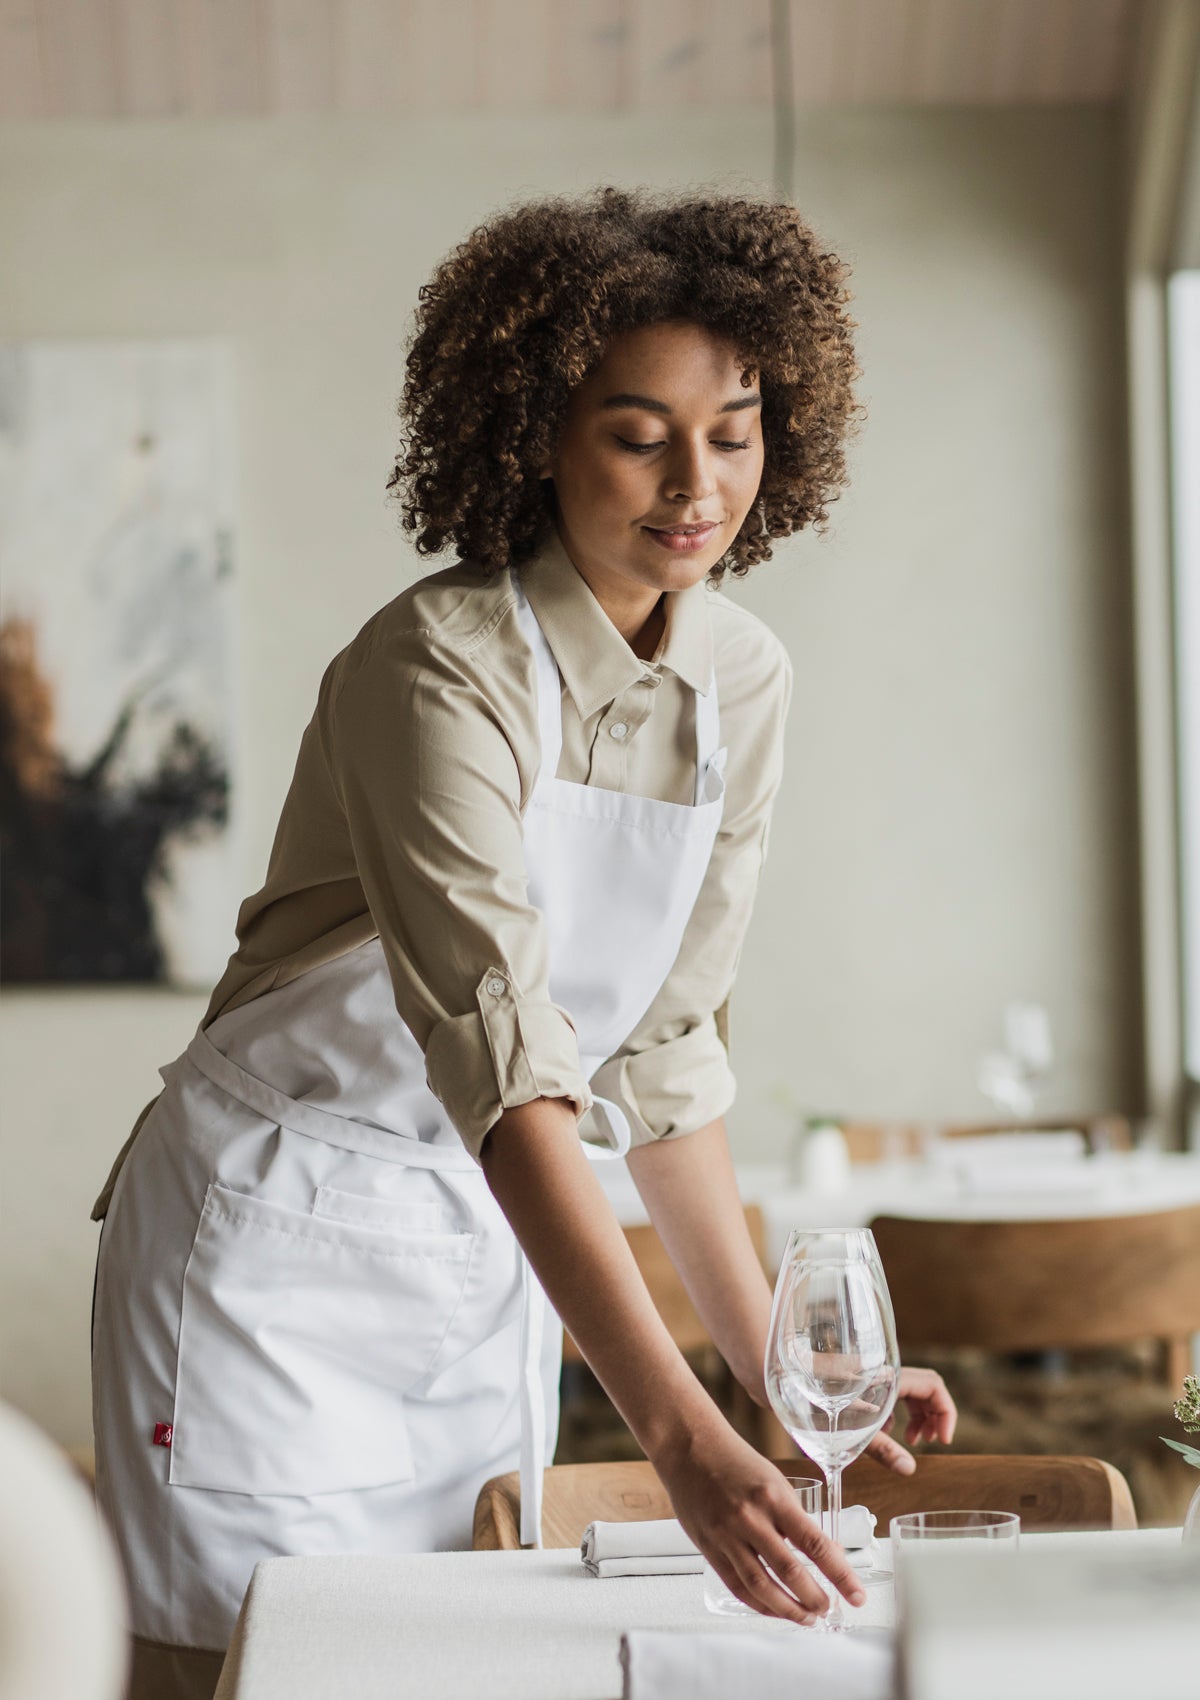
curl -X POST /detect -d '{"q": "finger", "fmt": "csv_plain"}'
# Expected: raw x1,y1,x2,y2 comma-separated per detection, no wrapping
782,1514,868,1608
716,1550,825,1626
866,1430,916,1475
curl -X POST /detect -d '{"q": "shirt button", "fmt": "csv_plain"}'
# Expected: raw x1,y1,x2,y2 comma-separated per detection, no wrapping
609,722,628,740
486,977,507,997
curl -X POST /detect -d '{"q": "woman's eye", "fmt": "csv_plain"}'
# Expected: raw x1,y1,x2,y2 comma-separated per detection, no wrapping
615,437,751,454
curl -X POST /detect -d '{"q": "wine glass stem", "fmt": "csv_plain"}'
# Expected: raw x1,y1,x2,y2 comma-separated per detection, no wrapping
824,1464,844,1629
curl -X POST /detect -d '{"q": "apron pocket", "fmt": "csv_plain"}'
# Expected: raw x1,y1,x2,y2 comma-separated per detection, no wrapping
169,1181,475,1497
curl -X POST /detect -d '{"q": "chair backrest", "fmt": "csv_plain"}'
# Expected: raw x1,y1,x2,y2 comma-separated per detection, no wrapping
562,1205,766,1364
472,1452,1136,1550
869,1206,1200,1353
840,1453,1136,1532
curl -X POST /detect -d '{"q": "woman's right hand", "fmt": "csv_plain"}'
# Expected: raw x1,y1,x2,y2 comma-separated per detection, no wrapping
655,1423,867,1626
478,1102,864,1623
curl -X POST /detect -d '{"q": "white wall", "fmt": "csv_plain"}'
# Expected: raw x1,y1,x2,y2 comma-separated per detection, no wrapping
0,106,1137,1444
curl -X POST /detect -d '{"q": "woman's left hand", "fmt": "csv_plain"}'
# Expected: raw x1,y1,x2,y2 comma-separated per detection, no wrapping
864,1366,957,1476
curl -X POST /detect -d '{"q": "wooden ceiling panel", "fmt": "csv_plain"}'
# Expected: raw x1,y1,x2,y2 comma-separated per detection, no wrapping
35,0,119,118
478,0,555,112
789,0,841,106
0,0,1140,121
262,0,335,114
332,0,407,114
629,0,706,111
700,0,771,106
980,0,1041,102
177,0,263,117
840,0,914,105
113,0,181,118
908,0,995,103
546,0,627,112
0,0,45,119
410,0,485,113
1062,0,1133,102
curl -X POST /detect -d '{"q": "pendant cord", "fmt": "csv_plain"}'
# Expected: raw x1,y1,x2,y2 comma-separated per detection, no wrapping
770,0,796,202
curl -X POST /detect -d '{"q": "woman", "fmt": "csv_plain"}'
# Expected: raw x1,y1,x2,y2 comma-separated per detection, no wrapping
90,186,955,1699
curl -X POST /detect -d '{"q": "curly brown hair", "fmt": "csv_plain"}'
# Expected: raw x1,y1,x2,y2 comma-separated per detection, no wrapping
387,185,862,582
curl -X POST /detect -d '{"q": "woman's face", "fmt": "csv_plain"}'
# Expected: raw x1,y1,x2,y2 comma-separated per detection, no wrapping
542,319,764,621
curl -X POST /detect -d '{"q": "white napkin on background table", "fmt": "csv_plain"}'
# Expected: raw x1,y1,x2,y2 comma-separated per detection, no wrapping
620,1628,893,1700
930,1131,1086,1166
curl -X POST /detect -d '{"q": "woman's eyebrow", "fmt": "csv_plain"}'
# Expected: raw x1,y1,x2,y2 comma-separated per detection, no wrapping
599,392,762,414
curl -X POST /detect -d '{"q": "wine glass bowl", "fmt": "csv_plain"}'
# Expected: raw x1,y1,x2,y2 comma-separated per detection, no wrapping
764,1229,901,1630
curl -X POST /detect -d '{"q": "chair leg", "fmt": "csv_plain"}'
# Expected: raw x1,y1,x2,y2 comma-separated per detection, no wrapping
1163,1336,1194,1392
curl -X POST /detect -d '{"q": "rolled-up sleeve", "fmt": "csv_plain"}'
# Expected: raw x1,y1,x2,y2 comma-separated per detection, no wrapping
591,626,793,1147
324,621,593,1162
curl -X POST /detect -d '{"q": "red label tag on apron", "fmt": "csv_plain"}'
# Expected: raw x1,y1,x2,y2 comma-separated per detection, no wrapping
153,1423,173,1448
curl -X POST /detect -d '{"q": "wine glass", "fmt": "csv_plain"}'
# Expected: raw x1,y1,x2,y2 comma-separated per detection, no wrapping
765,1228,900,1631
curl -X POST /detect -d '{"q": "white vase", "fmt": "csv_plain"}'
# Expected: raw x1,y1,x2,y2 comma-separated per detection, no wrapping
1184,1481,1200,1543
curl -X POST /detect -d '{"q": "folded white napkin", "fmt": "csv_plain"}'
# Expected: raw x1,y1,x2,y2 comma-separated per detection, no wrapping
581,1507,877,1578
581,1518,702,1578
621,1628,893,1700
823,1504,876,1552
932,1131,1086,1165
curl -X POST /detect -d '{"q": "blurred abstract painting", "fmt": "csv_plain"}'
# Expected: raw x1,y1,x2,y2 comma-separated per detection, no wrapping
0,340,235,986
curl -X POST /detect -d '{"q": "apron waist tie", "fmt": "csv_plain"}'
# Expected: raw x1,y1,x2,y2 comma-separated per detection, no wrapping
182,1027,478,1171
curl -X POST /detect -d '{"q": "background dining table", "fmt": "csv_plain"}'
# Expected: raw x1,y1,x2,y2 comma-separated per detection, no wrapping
588,1149,1200,1268
211,1529,1184,1700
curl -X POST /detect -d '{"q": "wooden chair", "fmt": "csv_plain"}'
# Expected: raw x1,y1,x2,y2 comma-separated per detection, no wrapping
472,1452,1135,1550
560,1206,772,1452
838,1122,922,1164
869,1206,1200,1387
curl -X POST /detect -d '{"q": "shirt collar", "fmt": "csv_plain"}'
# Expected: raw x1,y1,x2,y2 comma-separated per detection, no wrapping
519,528,714,720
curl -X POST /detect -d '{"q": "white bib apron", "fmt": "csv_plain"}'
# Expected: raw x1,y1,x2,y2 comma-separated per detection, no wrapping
91,570,726,1654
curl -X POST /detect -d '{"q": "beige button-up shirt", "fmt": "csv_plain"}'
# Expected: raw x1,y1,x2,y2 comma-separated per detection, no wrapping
142,531,790,1186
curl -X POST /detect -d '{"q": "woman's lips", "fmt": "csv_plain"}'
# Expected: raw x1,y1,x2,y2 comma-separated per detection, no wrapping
642,523,719,553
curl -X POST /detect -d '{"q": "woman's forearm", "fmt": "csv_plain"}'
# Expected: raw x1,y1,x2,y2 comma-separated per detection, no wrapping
478,1096,728,1467
625,1116,773,1402
479,1096,870,1623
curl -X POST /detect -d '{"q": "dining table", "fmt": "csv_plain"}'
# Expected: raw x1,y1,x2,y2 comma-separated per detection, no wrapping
211,1528,1186,1700
587,1148,1200,1268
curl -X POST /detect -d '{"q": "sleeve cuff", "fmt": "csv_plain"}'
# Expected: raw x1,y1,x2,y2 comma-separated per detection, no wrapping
588,1015,737,1148
423,967,594,1162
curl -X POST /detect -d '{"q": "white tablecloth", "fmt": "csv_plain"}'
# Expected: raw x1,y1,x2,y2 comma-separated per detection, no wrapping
589,1152,1200,1267
212,1529,1181,1700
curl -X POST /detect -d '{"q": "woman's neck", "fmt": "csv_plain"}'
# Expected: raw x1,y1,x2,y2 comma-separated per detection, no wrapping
627,598,666,662
552,524,667,661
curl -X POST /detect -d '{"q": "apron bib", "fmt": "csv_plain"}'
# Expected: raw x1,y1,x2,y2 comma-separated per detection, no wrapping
91,568,726,1649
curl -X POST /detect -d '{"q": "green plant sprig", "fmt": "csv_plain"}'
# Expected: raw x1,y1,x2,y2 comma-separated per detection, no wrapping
1161,1375,1200,1471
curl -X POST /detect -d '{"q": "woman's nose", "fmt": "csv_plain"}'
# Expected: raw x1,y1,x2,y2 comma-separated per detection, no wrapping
662,442,718,502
